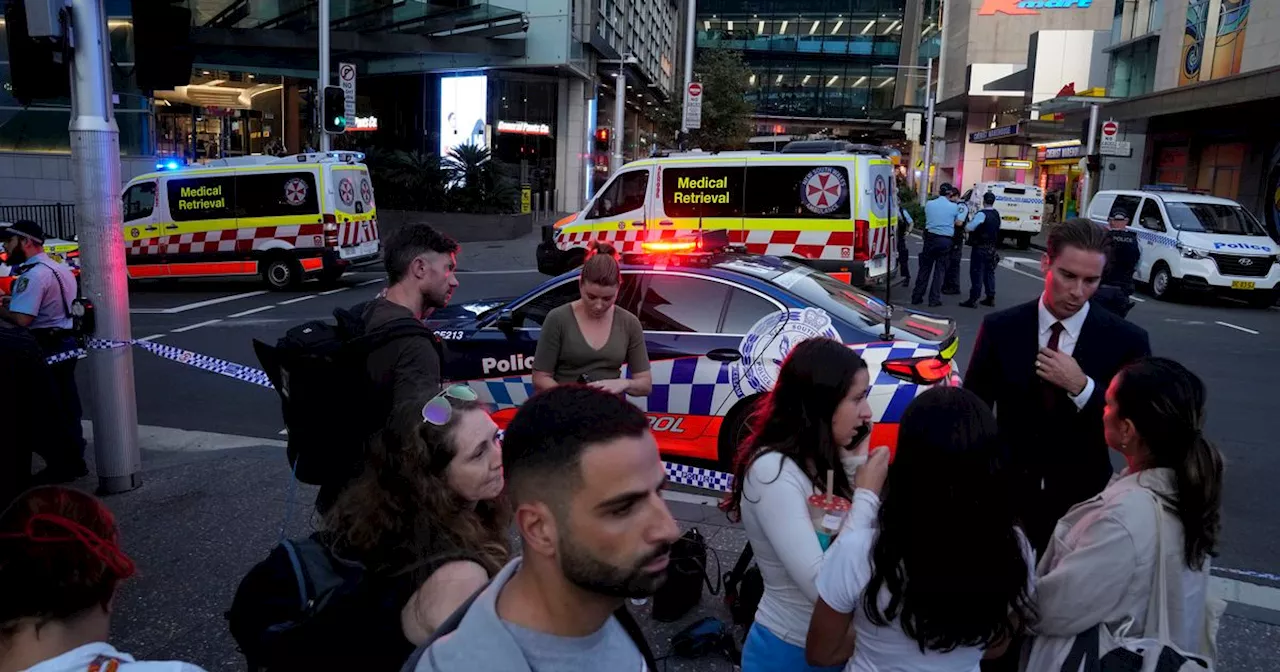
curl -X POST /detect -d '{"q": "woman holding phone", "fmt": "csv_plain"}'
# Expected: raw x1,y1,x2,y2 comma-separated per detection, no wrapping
722,337,888,672
532,242,651,396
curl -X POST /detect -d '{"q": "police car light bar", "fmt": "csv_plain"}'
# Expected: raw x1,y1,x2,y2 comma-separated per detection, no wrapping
642,240,699,253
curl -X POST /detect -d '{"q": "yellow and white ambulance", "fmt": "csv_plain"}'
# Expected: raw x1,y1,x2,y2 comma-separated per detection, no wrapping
537,147,898,286
109,151,380,289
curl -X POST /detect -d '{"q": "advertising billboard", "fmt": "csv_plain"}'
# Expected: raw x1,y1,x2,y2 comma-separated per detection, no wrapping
439,74,488,159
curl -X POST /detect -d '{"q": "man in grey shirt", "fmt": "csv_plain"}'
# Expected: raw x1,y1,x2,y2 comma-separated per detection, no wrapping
405,386,678,672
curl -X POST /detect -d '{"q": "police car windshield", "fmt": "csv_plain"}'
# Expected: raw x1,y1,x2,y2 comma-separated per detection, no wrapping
1165,202,1268,236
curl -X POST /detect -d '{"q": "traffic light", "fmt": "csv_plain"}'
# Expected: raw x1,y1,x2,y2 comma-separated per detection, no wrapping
131,0,194,92
5,0,71,104
322,86,346,133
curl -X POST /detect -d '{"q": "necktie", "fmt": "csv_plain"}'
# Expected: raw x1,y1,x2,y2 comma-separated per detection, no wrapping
1041,322,1066,408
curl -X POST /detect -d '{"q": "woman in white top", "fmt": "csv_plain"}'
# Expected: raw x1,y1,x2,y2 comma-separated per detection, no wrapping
0,486,206,672
1021,357,1225,670
807,386,1036,672
721,337,883,672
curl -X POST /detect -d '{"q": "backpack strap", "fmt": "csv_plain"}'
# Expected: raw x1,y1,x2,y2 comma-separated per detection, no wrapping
724,542,754,591
614,605,659,672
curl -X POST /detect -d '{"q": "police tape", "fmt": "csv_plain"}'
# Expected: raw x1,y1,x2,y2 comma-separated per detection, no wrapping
45,339,742,493
44,338,275,390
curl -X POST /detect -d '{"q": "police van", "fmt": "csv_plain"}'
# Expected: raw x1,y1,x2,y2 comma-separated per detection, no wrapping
962,182,1045,249
537,147,898,286
62,151,380,290
1088,188,1280,308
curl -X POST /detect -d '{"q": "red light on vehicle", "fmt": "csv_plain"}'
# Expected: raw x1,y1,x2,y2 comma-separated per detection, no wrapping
642,240,698,253
853,220,869,261
882,356,952,385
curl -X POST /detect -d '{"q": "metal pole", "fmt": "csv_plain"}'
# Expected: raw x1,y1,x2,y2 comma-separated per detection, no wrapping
1080,103,1100,216
680,0,695,138
921,57,935,195
318,0,330,152
612,62,626,174
68,0,141,493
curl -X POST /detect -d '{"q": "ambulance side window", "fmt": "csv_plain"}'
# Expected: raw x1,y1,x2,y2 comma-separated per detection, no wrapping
743,165,852,219
590,170,649,219
236,172,320,219
662,167,744,218
1138,199,1167,232
167,176,236,222
122,183,155,222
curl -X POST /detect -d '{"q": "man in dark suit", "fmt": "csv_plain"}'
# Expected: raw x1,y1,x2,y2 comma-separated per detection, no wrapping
964,218,1151,555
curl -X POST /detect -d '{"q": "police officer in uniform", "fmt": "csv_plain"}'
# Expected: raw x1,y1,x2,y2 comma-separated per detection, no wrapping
0,220,87,483
1093,209,1141,318
895,194,914,287
960,191,1001,308
942,187,974,295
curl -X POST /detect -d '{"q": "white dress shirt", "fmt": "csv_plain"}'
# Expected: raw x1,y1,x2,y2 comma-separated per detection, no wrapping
1037,295,1094,410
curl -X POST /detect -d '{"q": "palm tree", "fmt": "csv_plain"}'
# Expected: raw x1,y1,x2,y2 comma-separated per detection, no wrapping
443,143,519,213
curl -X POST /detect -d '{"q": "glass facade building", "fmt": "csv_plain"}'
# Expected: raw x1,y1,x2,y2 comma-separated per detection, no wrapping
696,0,906,121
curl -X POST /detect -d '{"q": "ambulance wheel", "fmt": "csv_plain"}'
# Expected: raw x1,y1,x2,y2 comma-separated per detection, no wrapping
718,395,763,470
1149,263,1177,302
1015,233,1031,250
317,267,344,287
562,248,587,275
262,255,301,291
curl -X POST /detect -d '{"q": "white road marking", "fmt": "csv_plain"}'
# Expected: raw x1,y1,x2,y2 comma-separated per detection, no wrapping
279,295,316,305
318,287,350,296
156,291,269,314
137,334,166,342
279,428,289,435
83,421,286,451
661,490,722,507
359,278,384,286
1216,320,1260,335
170,319,222,333
129,308,170,314
227,305,276,318
457,269,541,275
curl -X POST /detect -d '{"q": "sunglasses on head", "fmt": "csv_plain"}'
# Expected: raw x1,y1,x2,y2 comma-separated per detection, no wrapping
421,384,479,426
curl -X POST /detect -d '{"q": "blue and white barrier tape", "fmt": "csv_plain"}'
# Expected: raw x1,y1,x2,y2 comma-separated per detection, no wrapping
44,338,275,390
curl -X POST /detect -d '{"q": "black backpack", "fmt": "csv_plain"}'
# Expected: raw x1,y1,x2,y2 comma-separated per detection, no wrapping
252,302,435,486
225,534,367,671
722,543,764,627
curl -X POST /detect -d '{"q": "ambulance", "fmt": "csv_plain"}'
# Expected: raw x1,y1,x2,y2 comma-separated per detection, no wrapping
536,147,898,286
56,151,381,290
0,233,79,296
962,182,1045,249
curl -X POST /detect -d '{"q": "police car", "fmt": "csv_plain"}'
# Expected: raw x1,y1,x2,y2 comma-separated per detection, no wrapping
1088,187,1280,308
433,235,959,471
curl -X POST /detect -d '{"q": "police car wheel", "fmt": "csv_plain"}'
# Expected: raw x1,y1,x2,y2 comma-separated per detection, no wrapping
262,256,301,291
718,395,764,468
1149,263,1176,301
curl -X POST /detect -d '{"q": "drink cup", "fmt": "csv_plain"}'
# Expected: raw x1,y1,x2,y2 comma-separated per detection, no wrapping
807,493,851,551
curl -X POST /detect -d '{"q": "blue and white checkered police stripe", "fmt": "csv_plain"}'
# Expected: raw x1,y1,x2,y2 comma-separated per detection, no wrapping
43,338,275,390
665,462,733,493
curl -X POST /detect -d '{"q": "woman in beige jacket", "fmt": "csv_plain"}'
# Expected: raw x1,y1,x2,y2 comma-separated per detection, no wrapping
1022,357,1225,671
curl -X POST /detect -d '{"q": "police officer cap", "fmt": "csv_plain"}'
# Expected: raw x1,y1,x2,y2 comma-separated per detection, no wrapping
938,183,956,197
1109,209,1130,221
0,220,46,244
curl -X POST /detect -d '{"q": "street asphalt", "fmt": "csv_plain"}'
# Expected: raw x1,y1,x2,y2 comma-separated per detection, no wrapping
54,228,1280,671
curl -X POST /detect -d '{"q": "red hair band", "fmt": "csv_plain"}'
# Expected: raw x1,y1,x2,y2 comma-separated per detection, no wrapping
0,513,136,579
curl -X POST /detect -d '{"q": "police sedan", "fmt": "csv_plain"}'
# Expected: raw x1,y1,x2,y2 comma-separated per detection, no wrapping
429,244,959,474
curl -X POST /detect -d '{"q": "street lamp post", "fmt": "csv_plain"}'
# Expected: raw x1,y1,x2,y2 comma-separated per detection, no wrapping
603,55,638,174
318,0,330,151
876,58,936,194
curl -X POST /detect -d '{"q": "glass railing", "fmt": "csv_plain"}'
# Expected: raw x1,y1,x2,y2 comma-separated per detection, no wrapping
179,0,525,35
697,31,900,57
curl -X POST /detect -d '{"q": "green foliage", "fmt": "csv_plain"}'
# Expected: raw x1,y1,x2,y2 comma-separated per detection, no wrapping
357,144,518,214
655,48,754,151
897,180,925,231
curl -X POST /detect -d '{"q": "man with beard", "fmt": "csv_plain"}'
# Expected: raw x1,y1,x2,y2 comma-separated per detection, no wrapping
406,385,678,671
315,223,458,513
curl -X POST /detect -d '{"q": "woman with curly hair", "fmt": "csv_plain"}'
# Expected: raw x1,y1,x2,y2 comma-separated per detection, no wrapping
0,486,205,672
321,385,509,668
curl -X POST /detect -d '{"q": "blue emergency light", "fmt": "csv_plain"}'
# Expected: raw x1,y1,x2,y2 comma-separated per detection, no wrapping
155,159,182,171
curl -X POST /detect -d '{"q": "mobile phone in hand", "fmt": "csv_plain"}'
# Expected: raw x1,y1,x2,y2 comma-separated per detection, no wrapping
851,422,871,449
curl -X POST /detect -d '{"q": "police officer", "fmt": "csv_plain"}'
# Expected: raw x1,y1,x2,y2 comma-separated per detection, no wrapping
942,187,974,295
960,191,1001,308
911,183,966,307
1093,209,1141,318
0,220,87,483
895,194,914,287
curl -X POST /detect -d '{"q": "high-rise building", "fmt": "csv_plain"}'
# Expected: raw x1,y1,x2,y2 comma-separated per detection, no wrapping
695,1,908,146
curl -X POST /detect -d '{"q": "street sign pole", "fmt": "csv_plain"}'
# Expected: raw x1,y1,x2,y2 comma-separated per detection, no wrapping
920,57,935,195
680,0,695,146
1081,103,1100,216
612,61,625,174
68,0,141,493
318,0,330,151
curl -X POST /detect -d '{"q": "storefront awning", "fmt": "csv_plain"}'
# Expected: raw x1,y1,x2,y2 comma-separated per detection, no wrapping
1096,64,1280,122
967,119,1080,145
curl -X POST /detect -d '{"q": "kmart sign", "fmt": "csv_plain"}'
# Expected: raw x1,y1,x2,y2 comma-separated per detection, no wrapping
978,0,1092,15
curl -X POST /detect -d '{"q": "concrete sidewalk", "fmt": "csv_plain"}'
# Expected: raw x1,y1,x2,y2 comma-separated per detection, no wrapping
41,428,1277,672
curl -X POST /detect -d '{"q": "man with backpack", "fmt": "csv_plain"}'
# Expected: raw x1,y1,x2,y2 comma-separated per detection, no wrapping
403,386,678,672
256,223,459,514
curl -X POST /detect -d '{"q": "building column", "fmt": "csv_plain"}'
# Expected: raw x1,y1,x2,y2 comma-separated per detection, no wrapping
555,76,591,213
284,79,301,154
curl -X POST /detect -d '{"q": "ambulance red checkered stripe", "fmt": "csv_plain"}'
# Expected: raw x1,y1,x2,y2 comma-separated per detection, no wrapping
556,227,862,260
338,220,380,247
126,224,326,256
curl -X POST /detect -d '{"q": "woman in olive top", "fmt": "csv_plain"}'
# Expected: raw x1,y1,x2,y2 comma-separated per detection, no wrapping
532,243,652,397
